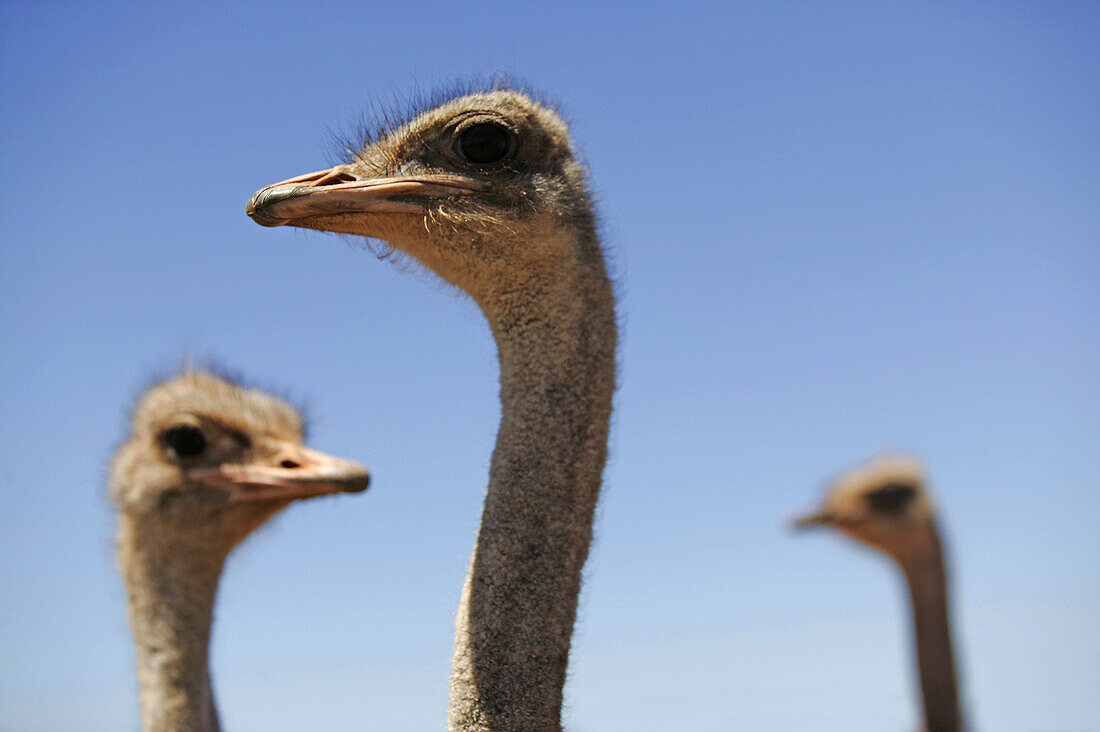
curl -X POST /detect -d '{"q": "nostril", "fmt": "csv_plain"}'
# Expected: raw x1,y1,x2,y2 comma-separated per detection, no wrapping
315,171,357,187
280,459,301,469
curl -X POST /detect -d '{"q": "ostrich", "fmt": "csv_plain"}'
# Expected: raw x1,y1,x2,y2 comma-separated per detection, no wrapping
110,369,370,731
793,456,963,732
247,87,616,730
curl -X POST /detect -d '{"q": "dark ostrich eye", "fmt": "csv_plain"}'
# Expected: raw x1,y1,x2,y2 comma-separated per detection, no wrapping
866,482,916,515
454,123,513,165
163,425,207,459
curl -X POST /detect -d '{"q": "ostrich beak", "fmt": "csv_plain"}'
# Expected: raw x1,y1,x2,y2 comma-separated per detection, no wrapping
791,510,832,530
189,443,370,502
246,165,488,227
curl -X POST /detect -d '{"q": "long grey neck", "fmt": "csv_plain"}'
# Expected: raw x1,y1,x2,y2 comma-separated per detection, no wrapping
900,527,962,732
118,518,225,732
448,237,617,730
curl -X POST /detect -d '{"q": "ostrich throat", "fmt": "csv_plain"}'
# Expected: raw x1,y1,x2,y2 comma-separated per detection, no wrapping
118,516,228,732
900,528,962,732
448,225,617,729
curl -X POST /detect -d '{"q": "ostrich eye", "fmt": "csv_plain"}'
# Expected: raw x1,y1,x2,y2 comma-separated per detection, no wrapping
163,425,207,459
866,482,916,515
455,123,512,165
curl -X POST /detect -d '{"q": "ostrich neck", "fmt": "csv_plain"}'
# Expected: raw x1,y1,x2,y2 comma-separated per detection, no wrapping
448,231,617,731
900,527,962,732
118,517,225,732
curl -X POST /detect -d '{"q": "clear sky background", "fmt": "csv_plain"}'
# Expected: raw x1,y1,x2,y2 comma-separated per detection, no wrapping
1,2,1097,730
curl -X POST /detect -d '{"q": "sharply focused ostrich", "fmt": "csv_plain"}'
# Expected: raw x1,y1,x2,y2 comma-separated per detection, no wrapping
110,370,370,731
247,87,616,730
794,456,963,732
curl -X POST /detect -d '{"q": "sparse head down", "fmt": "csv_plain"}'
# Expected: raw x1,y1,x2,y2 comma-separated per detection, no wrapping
247,87,599,301
794,455,936,561
112,369,369,550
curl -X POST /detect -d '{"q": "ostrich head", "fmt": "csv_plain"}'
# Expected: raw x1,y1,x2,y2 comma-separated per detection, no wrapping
793,456,937,561
246,88,597,301
110,370,370,552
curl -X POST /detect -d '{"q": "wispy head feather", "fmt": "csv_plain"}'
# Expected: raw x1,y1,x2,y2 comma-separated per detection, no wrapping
330,73,560,165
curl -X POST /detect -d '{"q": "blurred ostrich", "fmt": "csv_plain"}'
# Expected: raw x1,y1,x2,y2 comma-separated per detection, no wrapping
111,370,370,731
248,86,615,731
794,456,963,732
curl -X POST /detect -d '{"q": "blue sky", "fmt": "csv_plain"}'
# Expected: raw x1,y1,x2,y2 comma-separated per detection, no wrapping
1,1,1097,729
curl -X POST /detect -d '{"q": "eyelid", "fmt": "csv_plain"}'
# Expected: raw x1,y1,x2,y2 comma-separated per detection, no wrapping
161,424,204,440
164,412,202,429
450,112,517,138
165,414,251,450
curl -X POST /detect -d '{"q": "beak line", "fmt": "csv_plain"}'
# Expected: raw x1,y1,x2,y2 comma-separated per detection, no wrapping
246,168,488,227
188,446,370,503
